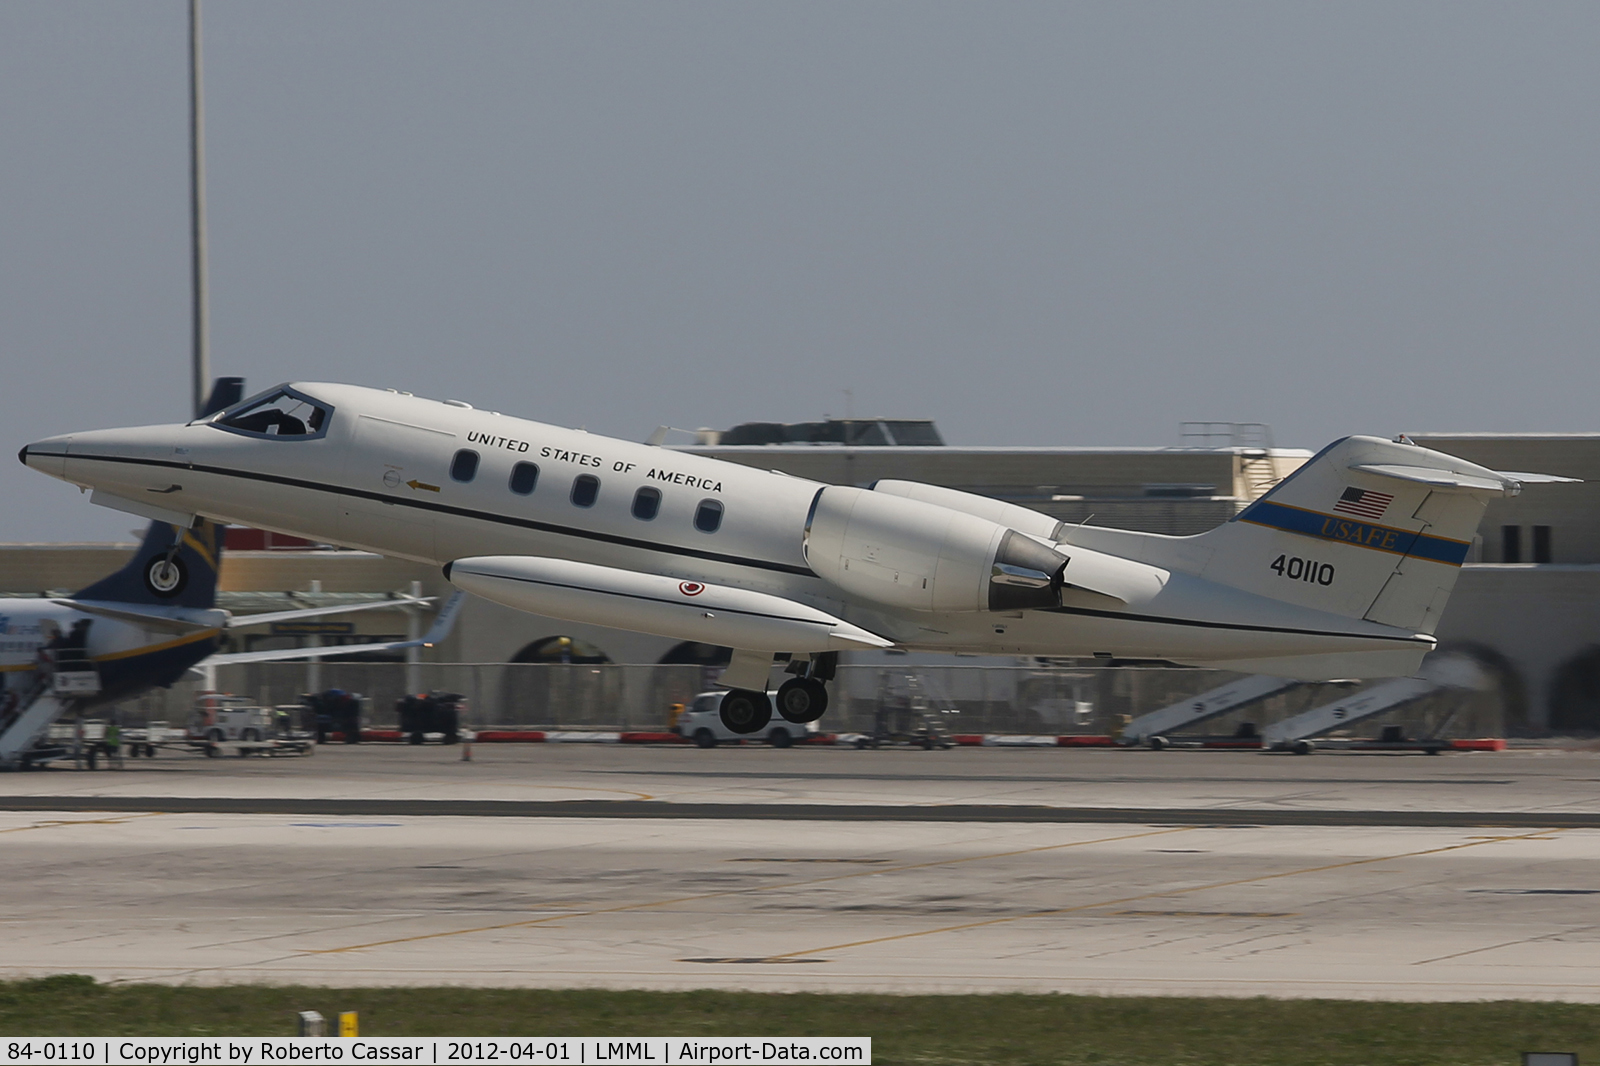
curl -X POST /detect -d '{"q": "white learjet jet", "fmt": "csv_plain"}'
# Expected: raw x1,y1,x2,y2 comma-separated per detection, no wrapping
19,383,1572,734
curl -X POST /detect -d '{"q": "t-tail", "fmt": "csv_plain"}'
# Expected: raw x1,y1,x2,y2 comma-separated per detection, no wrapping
1202,435,1574,633
1066,434,1575,640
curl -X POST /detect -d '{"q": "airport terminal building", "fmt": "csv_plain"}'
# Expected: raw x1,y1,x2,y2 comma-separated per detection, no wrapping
3,421,1598,734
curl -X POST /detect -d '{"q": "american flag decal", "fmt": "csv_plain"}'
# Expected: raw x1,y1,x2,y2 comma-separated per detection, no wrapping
1334,486,1394,520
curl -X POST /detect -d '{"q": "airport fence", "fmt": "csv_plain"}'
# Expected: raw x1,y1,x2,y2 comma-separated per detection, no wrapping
112,660,1511,739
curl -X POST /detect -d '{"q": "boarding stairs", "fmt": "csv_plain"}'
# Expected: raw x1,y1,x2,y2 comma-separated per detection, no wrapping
1180,422,1282,502
1235,423,1281,501
0,663,99,770
1259,677,1439,751
1121,674,1302,746
1259,654,1484,751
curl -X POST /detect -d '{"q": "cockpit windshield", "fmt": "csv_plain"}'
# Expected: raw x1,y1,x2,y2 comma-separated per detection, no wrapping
212,386,332,440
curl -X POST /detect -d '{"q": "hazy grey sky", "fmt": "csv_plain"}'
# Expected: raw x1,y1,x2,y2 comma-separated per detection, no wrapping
5,1,1599,540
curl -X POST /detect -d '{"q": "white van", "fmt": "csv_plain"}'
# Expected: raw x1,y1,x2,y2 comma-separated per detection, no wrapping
676,691,817,748
191,698,278,743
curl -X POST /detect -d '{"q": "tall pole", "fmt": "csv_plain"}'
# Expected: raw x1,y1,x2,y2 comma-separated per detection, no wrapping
189,0,210,418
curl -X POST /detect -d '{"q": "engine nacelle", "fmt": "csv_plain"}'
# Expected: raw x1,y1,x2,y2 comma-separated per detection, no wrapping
871,480,1065,543
803,486,1067,613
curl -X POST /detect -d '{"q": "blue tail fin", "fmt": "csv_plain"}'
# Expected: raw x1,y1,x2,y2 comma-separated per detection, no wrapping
73,519,225,610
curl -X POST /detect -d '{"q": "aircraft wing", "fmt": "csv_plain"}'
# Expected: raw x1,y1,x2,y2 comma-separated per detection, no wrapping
201,592,466,666
225,595,432,629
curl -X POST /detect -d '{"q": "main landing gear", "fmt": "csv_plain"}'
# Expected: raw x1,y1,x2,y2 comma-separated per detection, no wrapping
718,653,836,735
775,678,828,723
718,689,772,734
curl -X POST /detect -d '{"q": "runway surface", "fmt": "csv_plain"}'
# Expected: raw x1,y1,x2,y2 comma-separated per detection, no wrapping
5,794,1600,828
3,744,1598,1000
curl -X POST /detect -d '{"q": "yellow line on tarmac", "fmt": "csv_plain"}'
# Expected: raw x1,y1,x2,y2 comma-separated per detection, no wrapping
0,813,168,832
760,826,1572,961
299,824,1200,955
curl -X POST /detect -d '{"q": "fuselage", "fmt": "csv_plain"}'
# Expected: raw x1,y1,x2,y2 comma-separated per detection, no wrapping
21,383,1430,669
0,601,220,709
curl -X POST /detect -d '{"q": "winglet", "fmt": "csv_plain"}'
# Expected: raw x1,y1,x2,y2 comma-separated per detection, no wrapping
420,590,467,646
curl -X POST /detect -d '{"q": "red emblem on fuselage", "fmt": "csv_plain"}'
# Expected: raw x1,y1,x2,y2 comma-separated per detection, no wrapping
679,581,705,596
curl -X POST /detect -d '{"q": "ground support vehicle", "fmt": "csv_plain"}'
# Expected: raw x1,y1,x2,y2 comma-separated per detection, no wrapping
185,696,314,758
849,673,956,750
397,691,465,745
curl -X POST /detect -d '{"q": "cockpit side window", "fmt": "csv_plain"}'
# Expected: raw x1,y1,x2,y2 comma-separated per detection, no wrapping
213,387,333,441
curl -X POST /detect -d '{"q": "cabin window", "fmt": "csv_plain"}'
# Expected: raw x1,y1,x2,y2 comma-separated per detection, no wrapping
632,487,662,521
450,449,480,483
509,462,540,496
694,498,723,533
571,474,600,507
214,387,332,440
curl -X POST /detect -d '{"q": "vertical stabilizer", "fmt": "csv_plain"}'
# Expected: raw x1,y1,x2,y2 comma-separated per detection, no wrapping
73,519,224,611
1191,435,1518,634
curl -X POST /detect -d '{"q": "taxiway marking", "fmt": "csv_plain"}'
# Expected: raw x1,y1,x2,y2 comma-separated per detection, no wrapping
290,825,1201,956
760,826,1575,962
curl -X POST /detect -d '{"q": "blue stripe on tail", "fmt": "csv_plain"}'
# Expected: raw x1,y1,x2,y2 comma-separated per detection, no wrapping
1237,501,1469,566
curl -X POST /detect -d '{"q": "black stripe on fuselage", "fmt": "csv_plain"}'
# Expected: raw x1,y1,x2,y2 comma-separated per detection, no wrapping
40,452,816,578
1044,603,1431,645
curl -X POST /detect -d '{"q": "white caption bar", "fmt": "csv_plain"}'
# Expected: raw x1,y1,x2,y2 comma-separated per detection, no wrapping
2,1037,871,1065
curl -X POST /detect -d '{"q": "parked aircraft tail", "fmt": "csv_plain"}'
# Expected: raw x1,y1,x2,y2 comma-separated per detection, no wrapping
72,519,225,611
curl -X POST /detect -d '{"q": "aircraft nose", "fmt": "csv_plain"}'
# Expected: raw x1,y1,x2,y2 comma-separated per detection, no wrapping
18,434,71,479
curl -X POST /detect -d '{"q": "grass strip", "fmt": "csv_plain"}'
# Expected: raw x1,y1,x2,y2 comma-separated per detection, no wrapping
1,977,1597,1065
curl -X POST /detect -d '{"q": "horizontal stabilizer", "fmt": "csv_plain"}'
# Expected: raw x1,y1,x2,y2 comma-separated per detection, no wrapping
1347,463,1578,493
1495,470,1583,485
56,600,222,633
1346,464,1518,494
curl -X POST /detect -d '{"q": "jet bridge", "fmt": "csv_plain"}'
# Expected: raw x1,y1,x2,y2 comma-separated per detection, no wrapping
1121,674,1302,747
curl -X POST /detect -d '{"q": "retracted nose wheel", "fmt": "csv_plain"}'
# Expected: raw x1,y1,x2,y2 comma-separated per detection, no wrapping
719,689,772,734
775,678,829,723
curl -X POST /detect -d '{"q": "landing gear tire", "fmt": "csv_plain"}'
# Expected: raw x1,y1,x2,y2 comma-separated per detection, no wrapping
1290,739,1314,756
694,729,718,749
1148,735,1170,751
719,689,772,735
767,728,794,749
204,744,220,758
775,678,828,724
